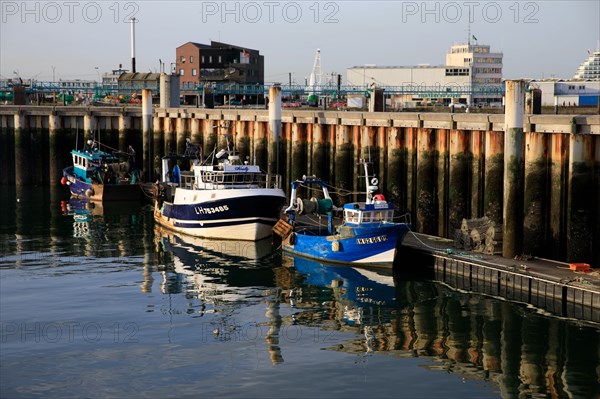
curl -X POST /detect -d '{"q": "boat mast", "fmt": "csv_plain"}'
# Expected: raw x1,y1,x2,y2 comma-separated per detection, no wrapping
361,131,377,205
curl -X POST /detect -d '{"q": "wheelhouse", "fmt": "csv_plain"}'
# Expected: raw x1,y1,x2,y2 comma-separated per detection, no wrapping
343,202,395,225
71,149,117,183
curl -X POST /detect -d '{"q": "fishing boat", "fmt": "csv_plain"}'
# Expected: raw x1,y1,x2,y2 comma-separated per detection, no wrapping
152,138,286,241
273,160,410,268
61,139,142,201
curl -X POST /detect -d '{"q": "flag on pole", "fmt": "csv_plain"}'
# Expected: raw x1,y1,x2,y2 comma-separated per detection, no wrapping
472,35,478,41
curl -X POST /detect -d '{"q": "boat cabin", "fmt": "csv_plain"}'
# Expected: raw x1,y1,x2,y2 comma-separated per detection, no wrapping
160,154,278,191
343,201,395,225
71,148,116,183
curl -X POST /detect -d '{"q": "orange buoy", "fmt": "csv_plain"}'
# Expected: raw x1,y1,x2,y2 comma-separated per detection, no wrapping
60,176,67,185
374,194,386,201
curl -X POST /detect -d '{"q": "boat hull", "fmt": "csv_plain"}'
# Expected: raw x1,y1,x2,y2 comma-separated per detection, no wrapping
154,188,286,241
282,223,410,268
63,167,142,202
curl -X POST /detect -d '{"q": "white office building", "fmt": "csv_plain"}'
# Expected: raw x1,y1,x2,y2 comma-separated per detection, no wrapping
347,42,503,107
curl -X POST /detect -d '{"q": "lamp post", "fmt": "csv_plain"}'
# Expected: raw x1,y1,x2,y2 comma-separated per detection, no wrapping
94,66,100,99
51,66,56,103
256,83,260,108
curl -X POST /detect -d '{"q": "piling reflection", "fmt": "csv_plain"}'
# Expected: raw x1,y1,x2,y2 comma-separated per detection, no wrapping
279,255,600,399
152,227,599,397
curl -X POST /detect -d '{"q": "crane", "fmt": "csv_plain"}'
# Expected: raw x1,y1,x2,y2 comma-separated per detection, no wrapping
307,49,321,106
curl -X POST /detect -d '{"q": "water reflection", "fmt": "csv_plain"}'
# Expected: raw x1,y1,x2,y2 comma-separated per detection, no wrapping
152,232,600,397
58,197,149,260
153,227,286,364
279,255,600,398
1,189,598,398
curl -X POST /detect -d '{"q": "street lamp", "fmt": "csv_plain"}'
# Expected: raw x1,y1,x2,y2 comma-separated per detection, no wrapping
94,66,100,99
256,83,260,108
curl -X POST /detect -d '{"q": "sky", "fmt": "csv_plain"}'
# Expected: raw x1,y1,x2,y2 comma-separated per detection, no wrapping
1,0,599,84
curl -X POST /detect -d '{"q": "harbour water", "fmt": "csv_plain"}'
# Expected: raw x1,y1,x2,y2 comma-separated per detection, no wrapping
1,187,598,399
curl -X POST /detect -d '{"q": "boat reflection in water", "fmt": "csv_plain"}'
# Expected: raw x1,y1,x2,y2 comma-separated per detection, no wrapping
60,197,145,257
153,226,286,363
281,254,600,399
282,253,397,314
152,230,599,397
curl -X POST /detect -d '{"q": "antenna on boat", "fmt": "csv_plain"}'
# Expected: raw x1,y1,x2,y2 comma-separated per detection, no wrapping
360,129,378,205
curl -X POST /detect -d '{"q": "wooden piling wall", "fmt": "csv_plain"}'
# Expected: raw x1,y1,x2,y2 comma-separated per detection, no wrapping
0,106,598,267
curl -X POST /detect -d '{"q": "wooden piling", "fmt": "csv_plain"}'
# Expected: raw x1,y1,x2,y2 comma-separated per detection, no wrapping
14,112,30,187
448,129,470,233
268,85,282,178
566,134,595,262
334,124,354,203
141,89,152,182
503,80,526,258
291,123,307,182
176,116,187,156
311,123,328,182
523,132,548,255
48,112,60,187
436,128,449,235
416,128,437,234
385,127,404,210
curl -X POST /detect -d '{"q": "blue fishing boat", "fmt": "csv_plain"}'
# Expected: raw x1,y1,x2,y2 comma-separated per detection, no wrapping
153,138,286,241
274,161,410,268
61,140,141,201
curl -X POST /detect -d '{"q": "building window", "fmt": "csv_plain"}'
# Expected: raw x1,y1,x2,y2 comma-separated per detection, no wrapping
192,69,197,76
201,56,205,63
180,56,185,63
209,56,212,63
190,56,194,63
218,56,222,63
180,69,185,76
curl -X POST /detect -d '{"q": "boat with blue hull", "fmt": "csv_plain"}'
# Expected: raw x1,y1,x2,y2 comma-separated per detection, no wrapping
274,161,410,268
61,140,141,202
153,140,286,241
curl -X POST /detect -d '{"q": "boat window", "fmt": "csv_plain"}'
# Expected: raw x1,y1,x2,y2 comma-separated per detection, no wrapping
345,210,360,224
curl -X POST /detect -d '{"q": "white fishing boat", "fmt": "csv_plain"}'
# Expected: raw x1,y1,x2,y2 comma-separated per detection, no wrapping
153,139,286,241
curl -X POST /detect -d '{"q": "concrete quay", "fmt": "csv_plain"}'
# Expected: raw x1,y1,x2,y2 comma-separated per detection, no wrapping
399,232,600,324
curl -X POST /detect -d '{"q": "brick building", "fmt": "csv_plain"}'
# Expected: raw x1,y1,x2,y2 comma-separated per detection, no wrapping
175,41,264,90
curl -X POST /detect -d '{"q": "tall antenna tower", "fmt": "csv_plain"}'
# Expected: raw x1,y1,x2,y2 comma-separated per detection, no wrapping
467,9,471,45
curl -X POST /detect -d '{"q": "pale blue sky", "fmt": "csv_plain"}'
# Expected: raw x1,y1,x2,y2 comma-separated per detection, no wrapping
1,0,598,83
